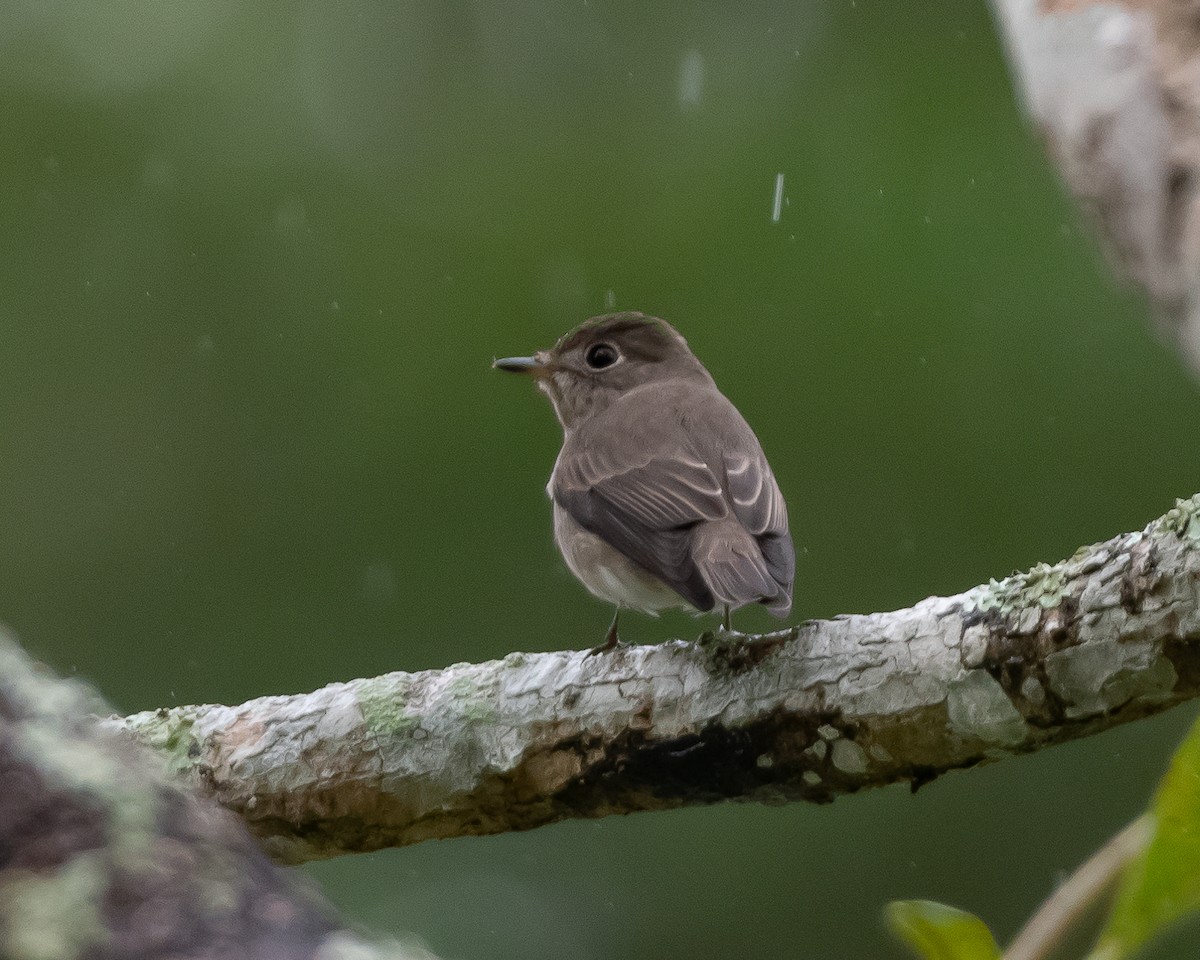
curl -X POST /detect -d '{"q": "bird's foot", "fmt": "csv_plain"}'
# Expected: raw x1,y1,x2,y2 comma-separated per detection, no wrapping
698,618,745,645
587,637,627,656
713,605,744,638
587,620,624,657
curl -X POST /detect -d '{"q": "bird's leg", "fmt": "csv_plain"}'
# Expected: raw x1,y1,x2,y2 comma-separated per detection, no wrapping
722,604,732,632
588,606,622,656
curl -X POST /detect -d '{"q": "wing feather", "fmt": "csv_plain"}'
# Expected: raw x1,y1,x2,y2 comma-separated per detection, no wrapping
555,450,727,531
722,453,794,603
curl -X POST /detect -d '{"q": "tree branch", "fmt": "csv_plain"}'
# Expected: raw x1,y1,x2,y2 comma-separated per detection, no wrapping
106,496,1200,865
1004,814,1151,960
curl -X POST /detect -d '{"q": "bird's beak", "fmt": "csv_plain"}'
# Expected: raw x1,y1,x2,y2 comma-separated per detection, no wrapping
492,354,547,375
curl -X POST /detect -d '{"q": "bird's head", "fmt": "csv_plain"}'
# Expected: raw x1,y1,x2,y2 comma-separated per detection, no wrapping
493,312,712,429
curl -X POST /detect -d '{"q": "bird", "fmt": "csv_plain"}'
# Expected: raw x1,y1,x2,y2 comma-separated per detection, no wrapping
494,311,794,652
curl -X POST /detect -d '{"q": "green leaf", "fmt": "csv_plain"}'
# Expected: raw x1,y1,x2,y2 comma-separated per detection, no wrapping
1091,712,1200,960
887,900,1001,960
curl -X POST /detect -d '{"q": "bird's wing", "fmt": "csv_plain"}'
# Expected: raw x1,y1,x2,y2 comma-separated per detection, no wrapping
722,452,785,536
722,451,794,610
551,441,725,611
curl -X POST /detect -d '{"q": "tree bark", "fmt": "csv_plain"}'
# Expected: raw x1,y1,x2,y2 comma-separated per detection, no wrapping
0,635,436,960
106,496,1200,865
990,0,1200,376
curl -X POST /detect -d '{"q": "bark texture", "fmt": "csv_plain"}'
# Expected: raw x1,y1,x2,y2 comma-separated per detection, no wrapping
0,637,435,960
990,0,1200,376
108,496,1200,865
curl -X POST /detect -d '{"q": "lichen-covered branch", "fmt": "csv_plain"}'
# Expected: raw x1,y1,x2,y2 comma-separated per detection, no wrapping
0,636,435,959
989,0,1200,376
104,496,1200,866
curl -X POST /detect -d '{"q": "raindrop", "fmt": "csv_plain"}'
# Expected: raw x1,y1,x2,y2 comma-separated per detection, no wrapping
771,173,785,223
678,49,704,108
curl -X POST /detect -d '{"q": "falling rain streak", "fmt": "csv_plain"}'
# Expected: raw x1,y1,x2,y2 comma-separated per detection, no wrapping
678,49,704,108
771,173,785,222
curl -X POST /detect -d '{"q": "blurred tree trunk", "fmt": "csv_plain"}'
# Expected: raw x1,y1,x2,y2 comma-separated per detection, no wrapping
990,0,1200,376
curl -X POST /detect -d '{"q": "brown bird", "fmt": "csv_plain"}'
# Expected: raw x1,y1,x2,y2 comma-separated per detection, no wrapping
494,312,794,651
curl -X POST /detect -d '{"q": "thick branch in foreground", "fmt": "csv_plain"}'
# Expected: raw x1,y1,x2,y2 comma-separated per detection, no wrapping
110,497,1200,865
0,635,434,959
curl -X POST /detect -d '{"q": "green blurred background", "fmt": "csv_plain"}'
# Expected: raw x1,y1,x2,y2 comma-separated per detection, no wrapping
2,0,1199,957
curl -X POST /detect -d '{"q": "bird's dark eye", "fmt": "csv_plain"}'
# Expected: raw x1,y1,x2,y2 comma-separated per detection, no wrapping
585,342,619,370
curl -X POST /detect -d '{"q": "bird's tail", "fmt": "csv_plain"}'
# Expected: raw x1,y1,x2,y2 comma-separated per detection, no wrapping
691,519,791,617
